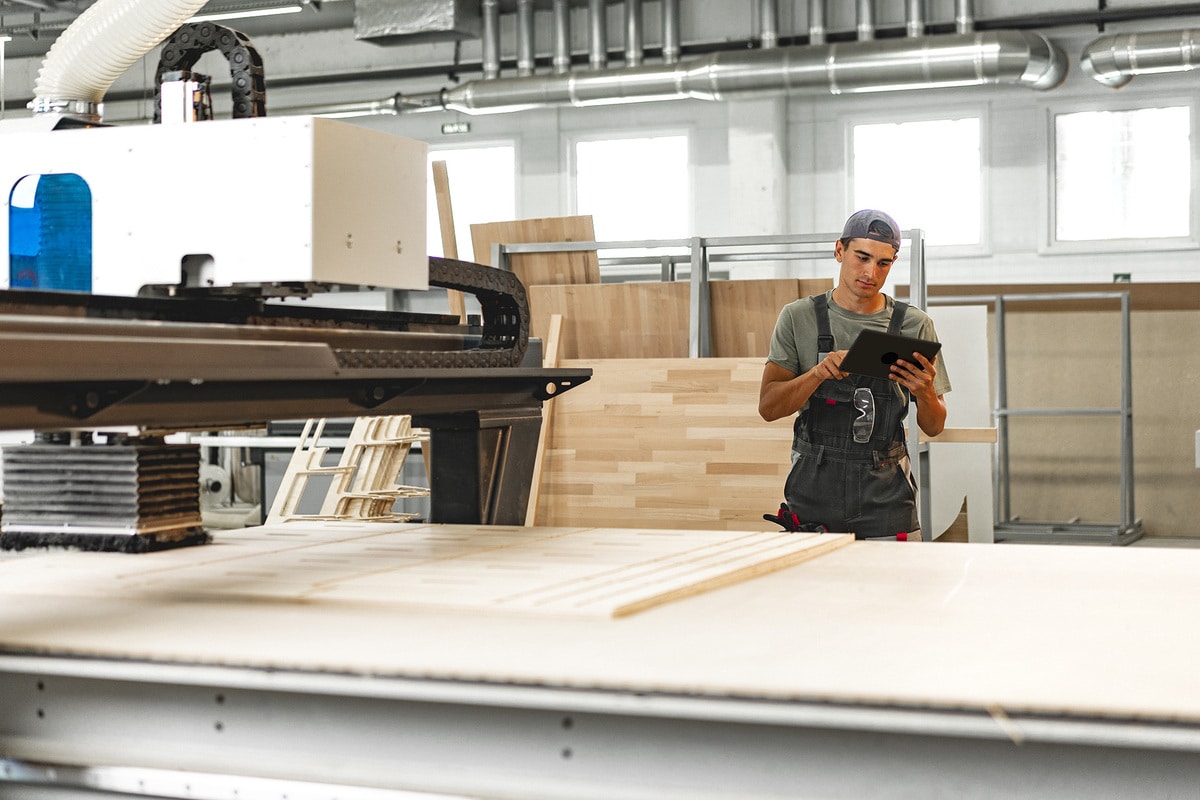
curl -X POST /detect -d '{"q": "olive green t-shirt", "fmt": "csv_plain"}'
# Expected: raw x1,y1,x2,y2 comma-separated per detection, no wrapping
766,290,952,412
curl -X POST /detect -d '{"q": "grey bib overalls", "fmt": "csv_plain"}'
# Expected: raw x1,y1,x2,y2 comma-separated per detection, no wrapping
783,294,920,539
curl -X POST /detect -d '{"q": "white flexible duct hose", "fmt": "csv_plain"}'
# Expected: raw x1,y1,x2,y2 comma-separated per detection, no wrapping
34,0,209,107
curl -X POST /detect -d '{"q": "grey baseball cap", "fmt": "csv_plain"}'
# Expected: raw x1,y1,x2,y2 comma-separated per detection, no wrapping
841,209,901,251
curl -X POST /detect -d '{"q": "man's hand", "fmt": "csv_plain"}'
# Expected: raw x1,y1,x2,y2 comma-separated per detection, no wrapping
814,349,850,382
890,351,947,436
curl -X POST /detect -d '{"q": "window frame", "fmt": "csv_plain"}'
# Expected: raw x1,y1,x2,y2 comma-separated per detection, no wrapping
1042,94,1199,256
844,105,990,258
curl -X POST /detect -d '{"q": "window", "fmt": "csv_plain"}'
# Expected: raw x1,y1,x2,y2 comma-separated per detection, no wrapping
425,145,516,259
9,173,92,292
574,135,689,241
853,117,981,247
1054,106,1190,242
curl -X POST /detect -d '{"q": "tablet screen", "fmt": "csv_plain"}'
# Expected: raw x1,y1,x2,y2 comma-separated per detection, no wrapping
840,330,942,380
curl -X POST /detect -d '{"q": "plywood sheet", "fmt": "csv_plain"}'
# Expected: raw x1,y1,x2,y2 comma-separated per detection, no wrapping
470,216,601,287
710,278,832,357
538,358,793,530
529,282,689,359
0,523,850,619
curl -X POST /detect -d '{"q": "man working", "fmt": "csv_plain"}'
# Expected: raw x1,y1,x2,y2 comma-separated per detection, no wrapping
759,209,951,540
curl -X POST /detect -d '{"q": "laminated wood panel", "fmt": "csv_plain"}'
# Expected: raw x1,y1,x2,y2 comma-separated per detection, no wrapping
529,282,689,359
530,278,832,360
537,358,793,530
710,278,833,357
470,216,601,286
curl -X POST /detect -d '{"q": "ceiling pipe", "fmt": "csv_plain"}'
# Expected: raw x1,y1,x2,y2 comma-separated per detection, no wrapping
552,0,572,74
588,0,607,70
625,0,643,67
661,0,680,64
857,0,875,42
808,0,826,45
906,0,925,38
402,30,1067,115
1082,29,1200,87
956,0,975,34
516,0,535,77
760,0,779,50
481,0,501,80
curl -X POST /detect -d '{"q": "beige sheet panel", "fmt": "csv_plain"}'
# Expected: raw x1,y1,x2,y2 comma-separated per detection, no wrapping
0,523,850,619
470,216,601,286
537,357,792,530
2,539,1200,724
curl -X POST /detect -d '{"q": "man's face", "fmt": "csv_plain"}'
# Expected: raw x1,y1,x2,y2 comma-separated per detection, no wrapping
835,237,899,302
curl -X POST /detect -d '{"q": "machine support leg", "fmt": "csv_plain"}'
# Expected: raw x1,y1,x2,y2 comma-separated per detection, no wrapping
414,408,543,525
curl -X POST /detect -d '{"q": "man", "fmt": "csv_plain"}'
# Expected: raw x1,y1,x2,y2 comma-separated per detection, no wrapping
758,209,950,540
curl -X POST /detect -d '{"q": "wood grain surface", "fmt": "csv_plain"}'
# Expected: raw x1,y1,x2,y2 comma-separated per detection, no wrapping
470,216,601,286
0,522,850,619
536,358,792,530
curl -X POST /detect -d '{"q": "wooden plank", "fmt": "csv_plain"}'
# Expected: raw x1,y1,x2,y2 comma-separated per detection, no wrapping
0,522,852,619
536,358,794,530
525,313,563,526
710,278,832,357
470,216,601,287
430,161,467,322
529,283,689,359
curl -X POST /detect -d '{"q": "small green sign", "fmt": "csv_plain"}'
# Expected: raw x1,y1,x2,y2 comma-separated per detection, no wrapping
441,122,471,135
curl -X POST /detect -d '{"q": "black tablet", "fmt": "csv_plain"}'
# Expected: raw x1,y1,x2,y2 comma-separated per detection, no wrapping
839,330,942,380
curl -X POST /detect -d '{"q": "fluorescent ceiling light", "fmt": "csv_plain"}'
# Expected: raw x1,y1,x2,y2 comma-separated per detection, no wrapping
188,5,303,23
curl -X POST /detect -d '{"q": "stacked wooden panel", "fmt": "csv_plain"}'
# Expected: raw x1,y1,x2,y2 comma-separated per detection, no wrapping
536,358,794,530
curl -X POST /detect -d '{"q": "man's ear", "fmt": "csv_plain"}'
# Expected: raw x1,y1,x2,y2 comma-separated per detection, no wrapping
834,239,845,262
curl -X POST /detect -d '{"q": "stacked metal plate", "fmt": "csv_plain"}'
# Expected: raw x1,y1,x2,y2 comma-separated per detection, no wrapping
0,439,208,552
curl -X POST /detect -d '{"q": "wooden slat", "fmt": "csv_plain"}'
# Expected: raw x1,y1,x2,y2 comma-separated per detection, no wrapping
470,216,601,286
430,161,467,322
525,313,563,525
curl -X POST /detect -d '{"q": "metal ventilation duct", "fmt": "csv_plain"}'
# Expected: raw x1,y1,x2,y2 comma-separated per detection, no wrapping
401,30,1068,115
1081,29,1200,87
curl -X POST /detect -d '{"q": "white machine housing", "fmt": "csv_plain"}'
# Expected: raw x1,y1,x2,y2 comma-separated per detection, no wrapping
0,115,428,296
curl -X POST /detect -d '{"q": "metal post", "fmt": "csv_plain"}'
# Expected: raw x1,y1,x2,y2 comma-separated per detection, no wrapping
907,230,929,537
0,35,8,118
625,0,643,67
856,0,875,41
905,0,925,37
956,0,975,34
552,0,572,74
688,237,711,358
482,0,501,79
517,0,536,77
1120,292,1134,533
808,0,826,45
661,0,681,63
588,0,608,70
994,296,1010,525
760,0,779,49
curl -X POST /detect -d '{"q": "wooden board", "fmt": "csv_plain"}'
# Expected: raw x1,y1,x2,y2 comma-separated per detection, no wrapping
537,358,793,529
431,160,467,321
710,278,832,357
470,216,601,287
530,282,689,359
0,523,850,619
529,278,832,360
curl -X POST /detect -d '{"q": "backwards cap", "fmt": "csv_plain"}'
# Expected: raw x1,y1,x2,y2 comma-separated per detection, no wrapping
841,209,901,251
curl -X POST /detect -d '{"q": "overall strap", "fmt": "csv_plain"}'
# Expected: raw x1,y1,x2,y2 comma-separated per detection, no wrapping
887,300,909,334
813,293,835,360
